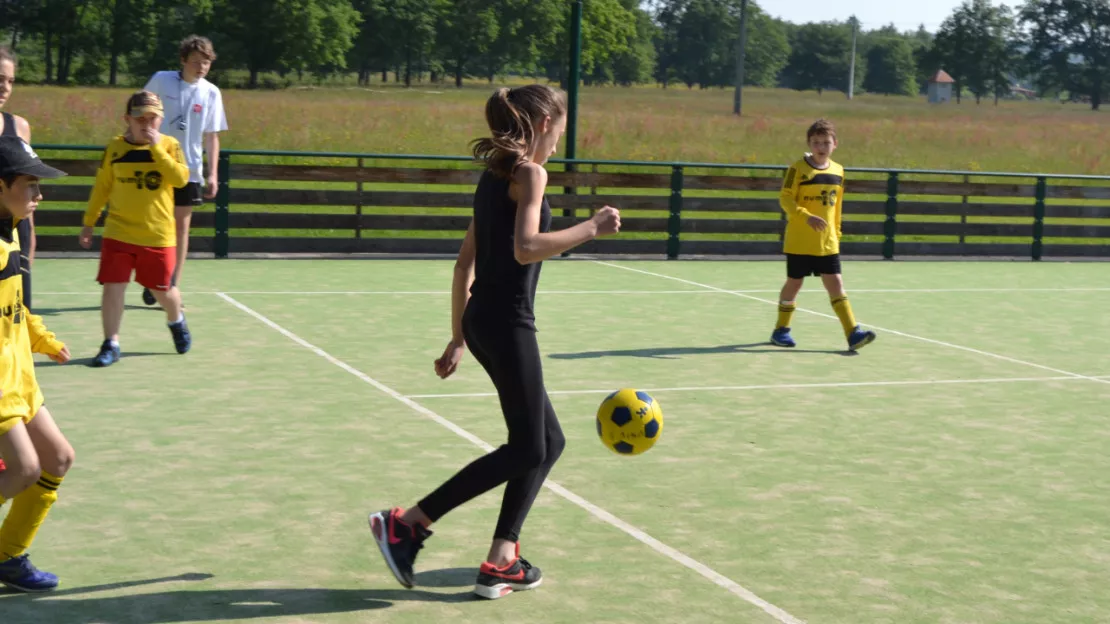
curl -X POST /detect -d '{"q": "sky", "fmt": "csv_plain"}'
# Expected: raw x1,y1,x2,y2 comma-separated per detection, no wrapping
759,0,968,32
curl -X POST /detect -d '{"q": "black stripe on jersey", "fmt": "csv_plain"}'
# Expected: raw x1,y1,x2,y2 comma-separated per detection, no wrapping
799,173,844,187
0,249,21,281
110,150,155,165
783,167,796,188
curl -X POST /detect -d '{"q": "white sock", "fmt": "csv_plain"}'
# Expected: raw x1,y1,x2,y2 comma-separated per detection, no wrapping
109,339,119,348
168,313,184,326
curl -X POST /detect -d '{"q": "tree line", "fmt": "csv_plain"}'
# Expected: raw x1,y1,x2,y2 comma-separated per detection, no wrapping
2,0,1109,109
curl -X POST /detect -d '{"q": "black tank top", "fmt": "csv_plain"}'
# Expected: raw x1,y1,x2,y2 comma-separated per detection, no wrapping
1,112,16,137
468,169,553,330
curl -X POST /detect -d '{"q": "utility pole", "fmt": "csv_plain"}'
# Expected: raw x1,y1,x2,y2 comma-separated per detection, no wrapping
566,0,583,163
733,0,750,115
562,0,583,257
848,16,858,100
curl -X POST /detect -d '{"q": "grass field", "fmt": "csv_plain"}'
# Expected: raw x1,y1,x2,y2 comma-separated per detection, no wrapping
2,257,1109,623
9,82,1110,174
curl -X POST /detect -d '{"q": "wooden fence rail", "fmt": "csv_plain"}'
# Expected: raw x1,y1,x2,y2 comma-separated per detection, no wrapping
31,148,1110,260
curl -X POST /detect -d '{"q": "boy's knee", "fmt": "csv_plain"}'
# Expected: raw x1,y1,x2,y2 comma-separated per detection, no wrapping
47,446,75,477
9,460,42,493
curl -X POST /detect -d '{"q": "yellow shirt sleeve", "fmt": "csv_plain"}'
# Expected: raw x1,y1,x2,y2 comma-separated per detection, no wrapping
84,146,114,228
153,137,190,189
779,165,812,219
24,312,64,356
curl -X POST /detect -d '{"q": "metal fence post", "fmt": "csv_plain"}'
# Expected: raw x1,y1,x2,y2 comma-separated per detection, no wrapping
215,153,231,259
882,172,899,260
1032,176,1046,261
667,166,684,260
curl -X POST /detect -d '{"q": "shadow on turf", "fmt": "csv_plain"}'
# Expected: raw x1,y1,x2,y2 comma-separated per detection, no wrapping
0,570,479,622
35,304,160,316
549,341,857,359
33,352,165,368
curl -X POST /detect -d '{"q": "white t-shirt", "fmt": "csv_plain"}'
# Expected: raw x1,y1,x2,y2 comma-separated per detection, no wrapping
144,71,228,184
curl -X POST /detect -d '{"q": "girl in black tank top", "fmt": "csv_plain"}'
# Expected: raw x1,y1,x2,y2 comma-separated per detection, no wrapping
1,50,37,310
368,85,621,600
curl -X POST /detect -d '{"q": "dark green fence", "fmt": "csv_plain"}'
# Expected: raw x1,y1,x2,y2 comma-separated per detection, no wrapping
33,145,1110,260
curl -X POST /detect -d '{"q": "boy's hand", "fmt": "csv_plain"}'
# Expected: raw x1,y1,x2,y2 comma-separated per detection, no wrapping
807,215,828,232
78,227,94,249
48,346,71,365
142,128,161,145
204,174,218,199
434,340,465,379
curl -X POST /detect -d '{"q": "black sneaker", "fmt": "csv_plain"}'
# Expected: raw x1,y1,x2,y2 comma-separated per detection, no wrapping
169,316,191,354
91,340,120,368
473,543,543,600
142,287,157,306
368,507,432,589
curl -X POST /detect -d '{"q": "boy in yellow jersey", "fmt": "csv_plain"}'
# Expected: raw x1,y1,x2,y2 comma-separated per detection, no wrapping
0,136,76,593
80,92,192,367
770,119,876,351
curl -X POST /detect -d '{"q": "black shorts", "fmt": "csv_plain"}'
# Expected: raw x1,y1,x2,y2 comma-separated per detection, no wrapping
786,253,841,279
174,182,204,207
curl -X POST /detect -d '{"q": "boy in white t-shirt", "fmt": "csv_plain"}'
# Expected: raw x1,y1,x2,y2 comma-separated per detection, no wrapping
140,35,228,305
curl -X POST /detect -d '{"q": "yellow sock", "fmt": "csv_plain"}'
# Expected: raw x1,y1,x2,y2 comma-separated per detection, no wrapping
0,472,62,560
776,301,796,329
830,296,857,337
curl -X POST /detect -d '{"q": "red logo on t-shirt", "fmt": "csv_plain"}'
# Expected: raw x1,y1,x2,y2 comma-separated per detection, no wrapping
193,104,203,113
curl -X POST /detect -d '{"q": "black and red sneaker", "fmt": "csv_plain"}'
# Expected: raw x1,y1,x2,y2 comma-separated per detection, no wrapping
473,543,543,600
368,507,432,589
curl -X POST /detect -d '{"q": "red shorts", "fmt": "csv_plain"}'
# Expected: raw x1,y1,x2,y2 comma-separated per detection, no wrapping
97,238,176,291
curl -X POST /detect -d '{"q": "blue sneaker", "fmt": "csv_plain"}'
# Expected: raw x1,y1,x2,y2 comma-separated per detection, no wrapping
0,554,58,593
91,340,120,367
169,317,191,354
848,326,877,351
770,327,796,348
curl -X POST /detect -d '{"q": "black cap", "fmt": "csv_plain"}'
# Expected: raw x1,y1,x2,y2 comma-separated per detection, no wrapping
0,136,67,179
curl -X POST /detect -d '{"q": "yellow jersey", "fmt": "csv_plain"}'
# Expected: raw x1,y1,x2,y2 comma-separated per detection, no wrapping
779,156,845,256
0,219,64,429
84,134,189,248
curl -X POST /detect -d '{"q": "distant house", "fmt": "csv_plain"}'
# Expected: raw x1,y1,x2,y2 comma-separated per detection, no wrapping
928,70,956,103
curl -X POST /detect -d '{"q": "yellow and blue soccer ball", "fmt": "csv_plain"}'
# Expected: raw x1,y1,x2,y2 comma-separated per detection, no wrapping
596,389,663,455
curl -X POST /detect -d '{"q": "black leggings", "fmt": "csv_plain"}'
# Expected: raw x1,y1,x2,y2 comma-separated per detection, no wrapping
418,309,566,543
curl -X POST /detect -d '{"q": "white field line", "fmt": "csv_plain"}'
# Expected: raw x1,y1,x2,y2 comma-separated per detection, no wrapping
593,261,1110,386
215,292,805,624
406,375,1088,399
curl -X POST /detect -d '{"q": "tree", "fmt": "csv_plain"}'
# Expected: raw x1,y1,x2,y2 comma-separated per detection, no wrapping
933,7,974,102
541,0,636,86
783,21,854,95
651,0,687,87
660,0,786,90
864,36,918,95
742,8,789,88
935,0,1016,104
674,0,734,88
212,0,360,88
1020,0,1110,109
435,0,499,87
609,0,658,86
909,24,936,94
